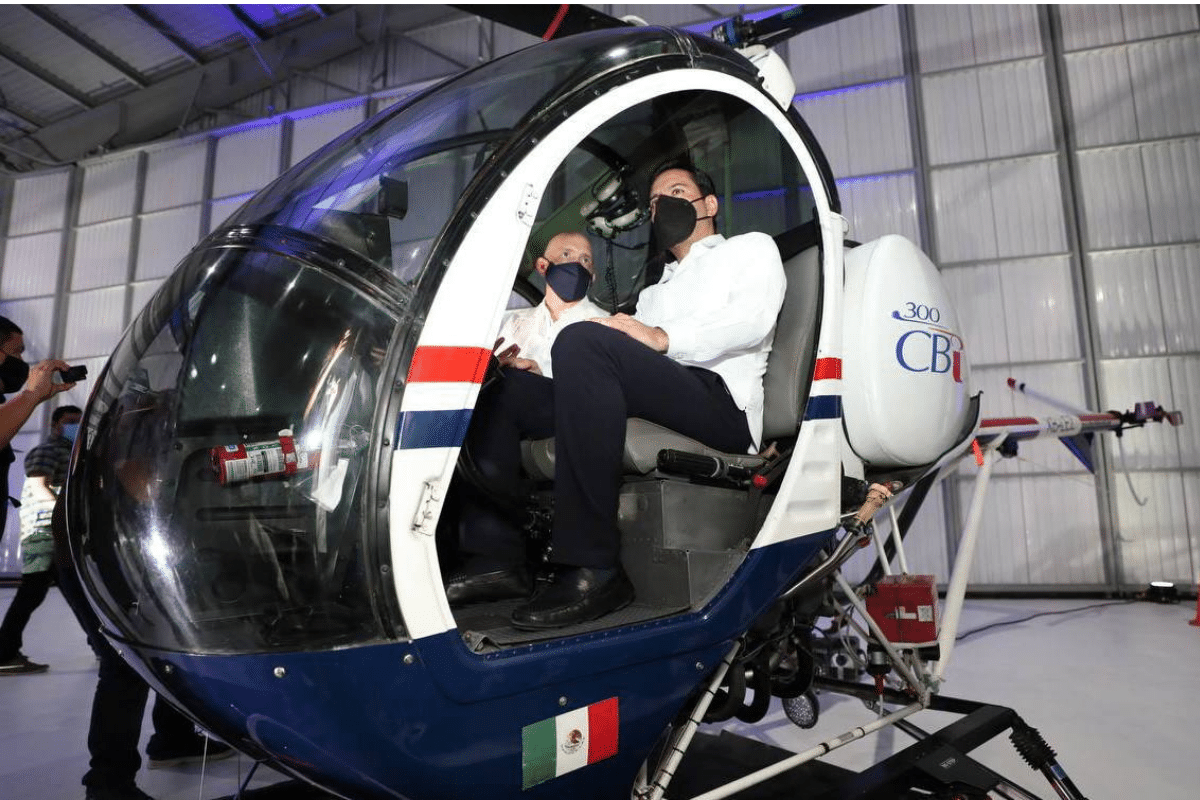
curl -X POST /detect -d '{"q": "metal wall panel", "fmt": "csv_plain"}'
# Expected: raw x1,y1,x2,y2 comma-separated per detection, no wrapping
970,4,1043,65
129,279,166,323
1064,47,1139,148
1058,5,1128,51
795,80,912,178
1020,475,1106,584
1089,249,1167,358
942,264,1009,364
208,194,253,234
78,155,139,225
978,59,1054,157
963,473,1103,584
1076,145,1152,249
1114,472,1195,584
1,231,62,299
999,255,1079,360
289,102,367,167
136,206,202,281
837,173,920,245
8,170,70,236
989,154,1067,258
1171,357,1200,467
1120,4,1200,42
964,475,1030,583
144,141,209,212
1128,34,1200,141
1155,245,1200,354
922,70,989,165
62,287,127,360
1142,138,1200,244
844,80,913,176
923,59,1053,164
787,5,903,93
0,296,55,354
913,4,977,73
931,163,999,263
72,219,133,292
212,123,282,199
1099,358,1180,469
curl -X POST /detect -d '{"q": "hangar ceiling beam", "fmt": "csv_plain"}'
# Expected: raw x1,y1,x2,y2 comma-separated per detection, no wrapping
0,41,95,110
124,5,205,66
23,5,151,89
227,5,269,42
4,7,376,169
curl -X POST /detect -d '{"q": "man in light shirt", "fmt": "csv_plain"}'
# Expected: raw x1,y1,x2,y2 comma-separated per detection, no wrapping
449,163,785,631
494,231,604,379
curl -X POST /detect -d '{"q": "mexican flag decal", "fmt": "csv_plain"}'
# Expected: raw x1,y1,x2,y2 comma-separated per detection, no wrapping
521,697,619,789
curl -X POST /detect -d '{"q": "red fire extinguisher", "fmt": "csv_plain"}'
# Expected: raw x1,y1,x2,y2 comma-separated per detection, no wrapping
211,429,320,485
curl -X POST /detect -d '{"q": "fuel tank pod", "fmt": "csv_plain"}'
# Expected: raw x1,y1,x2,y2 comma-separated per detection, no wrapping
841,235,973,468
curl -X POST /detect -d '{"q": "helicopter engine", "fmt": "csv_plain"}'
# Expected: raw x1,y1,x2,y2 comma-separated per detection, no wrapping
842,235,975,470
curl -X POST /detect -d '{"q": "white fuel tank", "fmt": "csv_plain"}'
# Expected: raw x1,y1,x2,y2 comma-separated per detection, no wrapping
842,235,973,468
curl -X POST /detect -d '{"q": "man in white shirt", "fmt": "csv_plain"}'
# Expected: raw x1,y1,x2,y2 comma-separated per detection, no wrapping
449,164,785,631
495,231,605,379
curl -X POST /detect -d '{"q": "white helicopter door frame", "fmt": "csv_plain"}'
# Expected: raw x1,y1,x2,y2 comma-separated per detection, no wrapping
386,65,848,641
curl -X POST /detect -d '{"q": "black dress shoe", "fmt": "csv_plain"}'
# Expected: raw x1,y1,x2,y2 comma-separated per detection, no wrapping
445,566,532,607
510,566,635,630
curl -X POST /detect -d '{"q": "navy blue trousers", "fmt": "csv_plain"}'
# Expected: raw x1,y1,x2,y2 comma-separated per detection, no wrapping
461,322,751,569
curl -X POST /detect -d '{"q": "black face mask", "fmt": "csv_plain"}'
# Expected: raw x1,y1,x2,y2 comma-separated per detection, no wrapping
0,356,28,394
652,195,713,251
544,261,592,303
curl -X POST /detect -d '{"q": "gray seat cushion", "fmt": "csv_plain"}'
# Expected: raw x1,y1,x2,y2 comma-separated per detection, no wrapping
520,242,821,481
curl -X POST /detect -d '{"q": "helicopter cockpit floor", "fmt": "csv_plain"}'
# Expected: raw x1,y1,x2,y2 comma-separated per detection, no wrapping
455,598,689,650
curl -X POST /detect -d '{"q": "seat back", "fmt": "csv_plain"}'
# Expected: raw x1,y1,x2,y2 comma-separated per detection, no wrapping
760,242,822,442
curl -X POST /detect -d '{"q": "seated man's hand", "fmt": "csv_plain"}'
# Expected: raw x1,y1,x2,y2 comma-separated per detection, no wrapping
494,338,521,367
508,357,542,376
590,314,669,353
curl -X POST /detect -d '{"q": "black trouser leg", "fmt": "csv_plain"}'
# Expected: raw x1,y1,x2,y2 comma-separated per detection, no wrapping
83,638,149,790
147,694,201,755
0,567,54,661
458,369,556,568
548,323,752,568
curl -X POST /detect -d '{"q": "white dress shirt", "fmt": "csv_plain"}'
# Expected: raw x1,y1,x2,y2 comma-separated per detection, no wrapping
633,232,786,449
497,296,607,379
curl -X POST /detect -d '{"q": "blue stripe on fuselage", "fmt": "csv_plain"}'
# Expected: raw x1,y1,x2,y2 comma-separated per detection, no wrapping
395,409,473,449
804,395,842,420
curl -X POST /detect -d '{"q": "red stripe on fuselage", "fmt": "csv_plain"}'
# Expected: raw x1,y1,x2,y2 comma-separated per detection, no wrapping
813,358,842,381
407,346,491,384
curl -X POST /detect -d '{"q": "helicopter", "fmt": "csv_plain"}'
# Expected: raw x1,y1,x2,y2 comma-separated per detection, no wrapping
58,6,1179,800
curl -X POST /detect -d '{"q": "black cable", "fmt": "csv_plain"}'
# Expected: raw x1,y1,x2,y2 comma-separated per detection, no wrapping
955,600,1134,642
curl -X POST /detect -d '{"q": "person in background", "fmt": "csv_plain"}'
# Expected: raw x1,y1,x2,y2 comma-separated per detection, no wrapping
0,404,81,674
0,315,31,542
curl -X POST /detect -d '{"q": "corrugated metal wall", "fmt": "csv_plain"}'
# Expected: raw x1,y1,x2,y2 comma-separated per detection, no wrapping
1,5,1196,588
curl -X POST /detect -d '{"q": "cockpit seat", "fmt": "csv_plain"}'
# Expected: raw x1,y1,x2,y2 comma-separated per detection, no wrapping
521,231,822,481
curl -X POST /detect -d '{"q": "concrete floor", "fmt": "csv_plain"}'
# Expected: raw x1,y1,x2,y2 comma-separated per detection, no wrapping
1,588,1197,799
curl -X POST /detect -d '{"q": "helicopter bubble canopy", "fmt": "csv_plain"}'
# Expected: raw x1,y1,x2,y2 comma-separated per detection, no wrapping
66,25,841,663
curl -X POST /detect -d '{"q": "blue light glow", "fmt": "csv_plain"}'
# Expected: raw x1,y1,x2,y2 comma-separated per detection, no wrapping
793,77,907,104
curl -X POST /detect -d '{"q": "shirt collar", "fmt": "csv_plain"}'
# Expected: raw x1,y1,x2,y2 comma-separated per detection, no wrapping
662,233,726,280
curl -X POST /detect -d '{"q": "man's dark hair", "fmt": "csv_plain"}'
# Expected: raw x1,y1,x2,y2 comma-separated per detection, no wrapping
0,316,23,340
649,158,718,198
52,405,82,425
